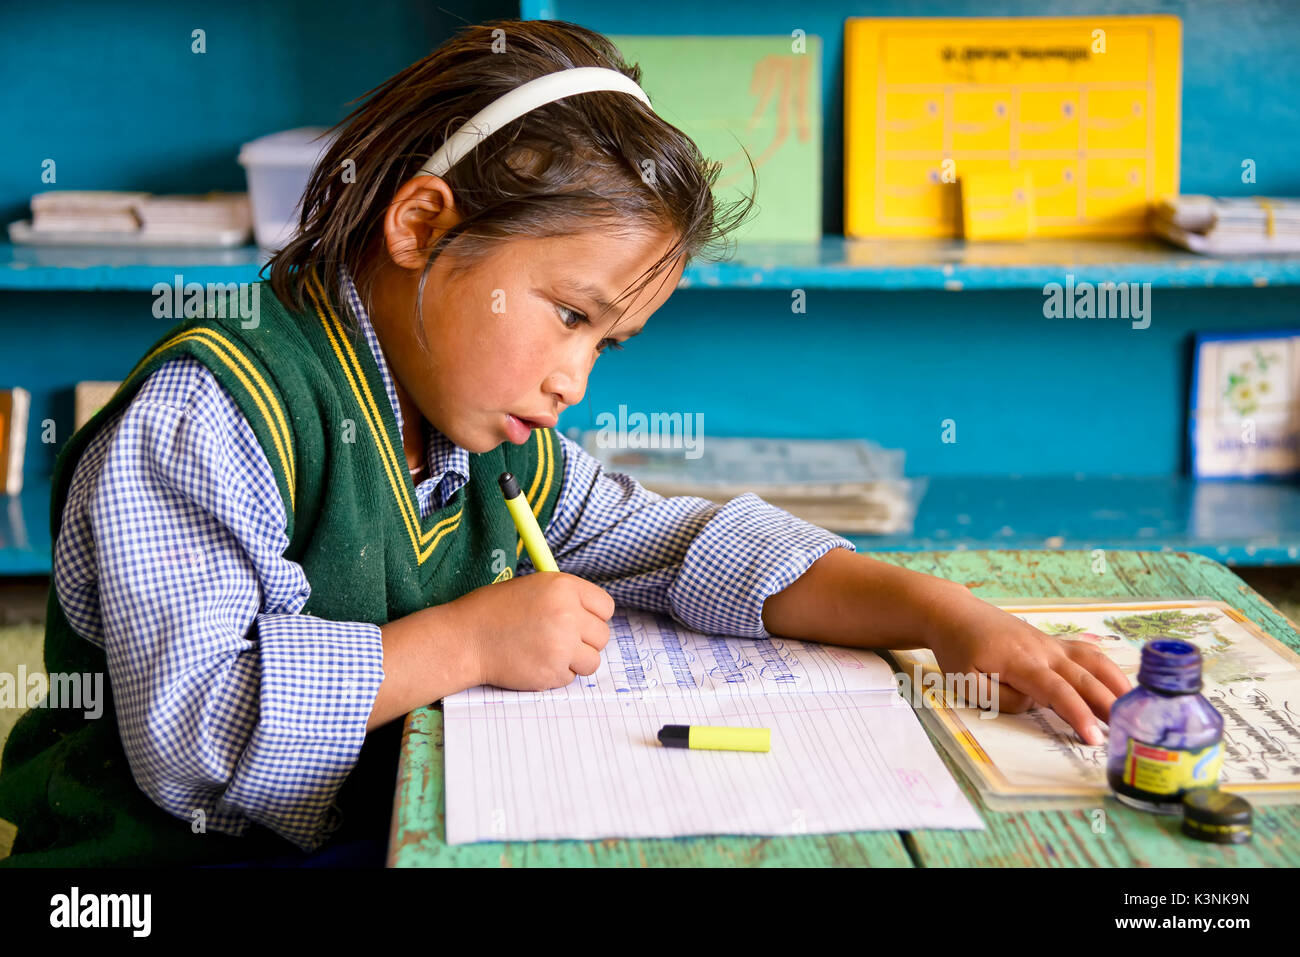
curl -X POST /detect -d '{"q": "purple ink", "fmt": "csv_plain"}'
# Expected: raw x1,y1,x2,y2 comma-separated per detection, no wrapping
1106,640,1224,814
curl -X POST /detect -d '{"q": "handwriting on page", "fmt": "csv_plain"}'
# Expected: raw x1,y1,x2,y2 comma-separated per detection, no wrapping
462,612,901,707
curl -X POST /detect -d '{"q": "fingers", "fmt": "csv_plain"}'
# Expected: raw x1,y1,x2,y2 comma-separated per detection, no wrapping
1001,663,1105,746
994,684,1035,713
1061,640,1133,700
570,577,612,656
570,641,602,677
580,615,611,653
1061,659,1123,724
572,577,616,621
989,630,1136,744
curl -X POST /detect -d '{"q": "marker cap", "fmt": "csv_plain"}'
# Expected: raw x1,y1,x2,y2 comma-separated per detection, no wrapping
658,725,690,748
657,724,771,752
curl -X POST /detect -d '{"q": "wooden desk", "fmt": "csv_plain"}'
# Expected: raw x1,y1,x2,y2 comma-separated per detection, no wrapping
387,550,1300,867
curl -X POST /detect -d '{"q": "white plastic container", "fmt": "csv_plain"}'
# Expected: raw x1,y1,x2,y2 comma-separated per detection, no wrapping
237,127,336,250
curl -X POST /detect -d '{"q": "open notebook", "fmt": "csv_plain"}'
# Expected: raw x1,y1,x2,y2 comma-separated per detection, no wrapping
443,609,984,844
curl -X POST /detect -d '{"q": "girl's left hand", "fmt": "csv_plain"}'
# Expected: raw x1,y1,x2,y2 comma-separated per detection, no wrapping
926,588,1133,746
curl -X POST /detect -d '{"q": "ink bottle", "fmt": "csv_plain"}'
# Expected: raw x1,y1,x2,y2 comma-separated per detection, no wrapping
1105,639,1224,814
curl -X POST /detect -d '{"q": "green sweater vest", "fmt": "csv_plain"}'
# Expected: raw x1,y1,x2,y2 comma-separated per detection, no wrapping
0,269,563,866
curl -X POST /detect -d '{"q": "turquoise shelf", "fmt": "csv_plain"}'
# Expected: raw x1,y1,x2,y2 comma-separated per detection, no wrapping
847,476,1300,566
0,242,270,291
679,237,1300,291
4,238,1300,292
6,473,1298,574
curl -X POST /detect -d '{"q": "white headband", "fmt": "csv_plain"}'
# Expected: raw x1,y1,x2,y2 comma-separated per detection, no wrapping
417,66,653,178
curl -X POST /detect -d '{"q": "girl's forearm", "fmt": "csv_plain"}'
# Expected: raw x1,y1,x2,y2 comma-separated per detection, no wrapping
367,604,481,731
760,548,967,650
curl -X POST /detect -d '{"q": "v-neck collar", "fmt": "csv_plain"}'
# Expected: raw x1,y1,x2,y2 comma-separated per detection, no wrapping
337,265,470,500
304,269,465,567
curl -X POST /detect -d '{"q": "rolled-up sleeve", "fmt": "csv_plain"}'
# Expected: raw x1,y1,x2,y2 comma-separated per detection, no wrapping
63,359,384,851
517,432,856,639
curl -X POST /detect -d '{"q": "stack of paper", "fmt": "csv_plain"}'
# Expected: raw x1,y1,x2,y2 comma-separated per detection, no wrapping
577,432,924,534
1152,195,1300,255
11,190,251,247
30,191,148,232
135,193,251,239
443,608,984,844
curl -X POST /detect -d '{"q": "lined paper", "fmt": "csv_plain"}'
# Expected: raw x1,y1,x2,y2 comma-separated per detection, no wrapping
443,609,984,844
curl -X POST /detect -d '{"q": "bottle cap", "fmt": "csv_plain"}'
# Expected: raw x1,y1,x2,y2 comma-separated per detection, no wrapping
1181,789,1252,844
1138,639,1204,693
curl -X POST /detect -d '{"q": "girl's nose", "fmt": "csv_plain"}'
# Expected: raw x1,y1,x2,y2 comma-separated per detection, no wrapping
543,358,590,409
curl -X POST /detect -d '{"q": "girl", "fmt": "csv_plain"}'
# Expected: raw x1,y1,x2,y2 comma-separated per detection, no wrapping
0,19,1128,867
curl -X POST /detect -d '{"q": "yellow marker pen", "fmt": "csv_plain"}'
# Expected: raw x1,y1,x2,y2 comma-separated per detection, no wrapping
657,725,771,752
498,471,557,572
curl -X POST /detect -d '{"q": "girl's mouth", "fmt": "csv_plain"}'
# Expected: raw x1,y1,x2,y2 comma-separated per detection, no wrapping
504,413,537,444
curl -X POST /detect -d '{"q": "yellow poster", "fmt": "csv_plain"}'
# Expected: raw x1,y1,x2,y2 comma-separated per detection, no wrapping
845,16,1181,238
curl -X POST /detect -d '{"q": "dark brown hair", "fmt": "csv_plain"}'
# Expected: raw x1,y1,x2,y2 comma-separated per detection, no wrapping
266,18,754,343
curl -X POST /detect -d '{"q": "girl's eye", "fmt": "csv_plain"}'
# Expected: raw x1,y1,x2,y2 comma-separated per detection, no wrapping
557,304,586,329
557,304,625,355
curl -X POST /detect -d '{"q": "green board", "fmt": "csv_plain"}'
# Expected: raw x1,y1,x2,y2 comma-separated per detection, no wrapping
608,34,822,243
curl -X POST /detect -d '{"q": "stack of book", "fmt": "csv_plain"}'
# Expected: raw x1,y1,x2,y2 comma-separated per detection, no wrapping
1152,195,1300,255
10,191,251,247
576,433,924,535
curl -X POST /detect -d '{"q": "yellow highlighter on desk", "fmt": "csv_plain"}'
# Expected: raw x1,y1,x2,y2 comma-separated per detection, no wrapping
658,725,771,752
498,471,557,572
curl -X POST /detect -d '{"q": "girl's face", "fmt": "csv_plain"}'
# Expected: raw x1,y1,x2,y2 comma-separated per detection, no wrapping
370,177,685,454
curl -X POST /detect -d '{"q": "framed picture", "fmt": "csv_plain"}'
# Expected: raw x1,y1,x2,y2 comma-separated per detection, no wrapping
1189,330,1300,479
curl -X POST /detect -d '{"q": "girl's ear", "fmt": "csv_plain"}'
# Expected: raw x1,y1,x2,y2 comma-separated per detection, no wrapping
383,174,461,271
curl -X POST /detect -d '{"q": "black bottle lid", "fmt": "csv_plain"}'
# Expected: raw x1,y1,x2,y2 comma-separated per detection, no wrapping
1181,789,1252,844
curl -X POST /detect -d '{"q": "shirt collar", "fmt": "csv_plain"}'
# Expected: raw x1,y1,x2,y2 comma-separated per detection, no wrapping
337,264,470,485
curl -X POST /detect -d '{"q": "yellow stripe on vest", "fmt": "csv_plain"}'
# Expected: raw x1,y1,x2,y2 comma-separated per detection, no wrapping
306,272,462,565
116,328,297,509
306,276,432,559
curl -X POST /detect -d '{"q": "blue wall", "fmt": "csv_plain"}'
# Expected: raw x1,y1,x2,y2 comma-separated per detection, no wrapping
577,286,1300,477
0,0,514,224
3,1,1298,479
1,0,513,477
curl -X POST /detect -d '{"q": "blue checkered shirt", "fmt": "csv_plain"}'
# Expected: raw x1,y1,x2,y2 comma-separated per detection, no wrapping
51,265,855,852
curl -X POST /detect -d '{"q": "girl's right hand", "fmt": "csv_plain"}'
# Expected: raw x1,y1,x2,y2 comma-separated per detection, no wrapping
448,571,615,691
